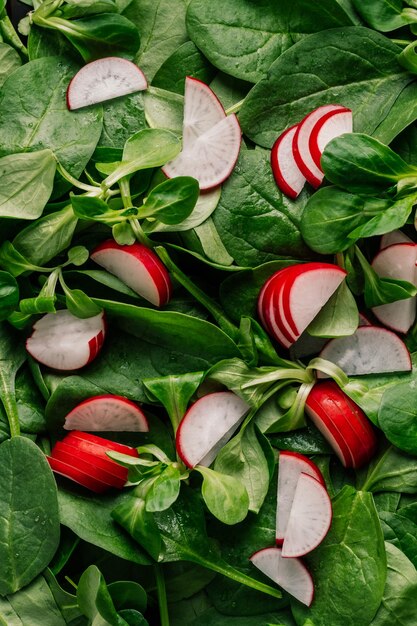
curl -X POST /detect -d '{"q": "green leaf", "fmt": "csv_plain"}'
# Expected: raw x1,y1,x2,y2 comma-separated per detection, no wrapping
108,581,147,614
0,42,21,88
0,322,26,436
145,464,181,512
0,271,18,320
64,286,103,318
0,150,56,219
112,489,162,560
292,486,386,626
0,575,67,626
143,86,184,134
378,511,417,569
307,282,358,337
98,93,147,149
378,380,417,454
352,0,415,31
139,176,199,224
0,437,60,595
347,193,417,241
77,565,127,626
43,569,84,623
186,0,354,83
67,245,89,266
195,466,249,525
113,221,136,245
359,444,417,494
152,40,216,94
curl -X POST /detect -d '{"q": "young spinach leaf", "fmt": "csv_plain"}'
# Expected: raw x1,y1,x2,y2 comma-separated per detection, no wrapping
0,41,21,87
379,380,417,454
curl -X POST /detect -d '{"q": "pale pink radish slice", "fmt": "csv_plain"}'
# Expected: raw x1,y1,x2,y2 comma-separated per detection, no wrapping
293,104,347,187
26,309,106,371
371,242,417,333
271,125,306,199
91,240,172,307
250,546,314,606
281,263,347,338
163,113,241,190
64,395,149,432
182,76,226,144
319,326,411,375
276,452,324,545
309,107,352,169
380,229,413,249
281,473,332,557
305,381,377,469
67,57,147,111
176,391,250,468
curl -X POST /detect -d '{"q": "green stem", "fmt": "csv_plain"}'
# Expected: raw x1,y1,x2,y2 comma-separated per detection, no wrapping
56,162,101,193
119,177,133,208
225,98,245,116
129,218,153,247
1,390,20,438
0,13,28,57
154,565,170,626
198,557,281,599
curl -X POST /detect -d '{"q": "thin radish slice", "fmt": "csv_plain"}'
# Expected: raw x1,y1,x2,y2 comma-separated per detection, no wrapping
47,455,112,493
259,267,297,347
276,451,324,545
67,57,147,111
163,113,241,190
380,230,413,249
250,546,314,606
182,76,226,143
64,431,139,459
52,440,128,481
281,473,332,557
91,240,172,307
293,104,347,187
371,242,417,333
309,107,352,169
319,326,412,375
271,125,306,199
64,395,149,432
51,442,126,488
26,309,106,371
176,391,250,468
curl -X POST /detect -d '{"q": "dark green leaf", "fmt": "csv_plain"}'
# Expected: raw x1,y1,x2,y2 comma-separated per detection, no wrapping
0,271,18,320
0,575,67,626
139,177,199,224
359,444,417,493
379,380,417,454
352,0,414,31
98,93,147,149
152,41,216,94
112,490,162,560
108,581,147,614
77,565,127,626
379,511,417,569
0,42,21,88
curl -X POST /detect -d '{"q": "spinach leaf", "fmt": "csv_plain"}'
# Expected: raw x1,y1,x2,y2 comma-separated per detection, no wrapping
15,365,46,433
108,581,147,614
77,565,129,626
143,86,184,134
0,436,60,595
124,0,190,81
0,56,103,179
268,424,332,455
239,27,413,148
0,271,18,320
193,218,234,266
0,41,20,87
0,322,26,437
195,466,249,525
186,607,296,626
98,93,147,149
292,486,386,626
0,150,56,220
28,24,82,62
379,510,417,568
43,569,85,624
370,542,417,626
152,41,216,94
359,445,417,493
379,380,417,454
0,575,66,626
212,146,310,266
352,0,413,31
139,176,199,224
210,71,252,110
186,0,354,83
306,282,358,337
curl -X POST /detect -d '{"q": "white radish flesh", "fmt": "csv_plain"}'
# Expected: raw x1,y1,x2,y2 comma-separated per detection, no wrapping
182,76,226,143
281,473,332,557
67,57,147,110
319,326,412,375
380,230,413,249
176,391,250,468
26,309,106,371
64,394,149,432
250,546,314,606
271,125,306,199
309,107,352,169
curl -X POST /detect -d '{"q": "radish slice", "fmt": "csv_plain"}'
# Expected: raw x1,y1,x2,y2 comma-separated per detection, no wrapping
281,473,332,557
176,392,250,468
250,546,314,606
26,309,106,371
67,57,147,111
182,76,226,143
371,242,417,333
258,268,296,348
319,326,412,375
309,107,352,169
47,456,112,493
51,441,127,488
64,395,149,432
91,240,172,307
271,125,306,199
163,113,241,190
380,229,413,249
293,104,348,187
276,452,324,545
64,431,139,459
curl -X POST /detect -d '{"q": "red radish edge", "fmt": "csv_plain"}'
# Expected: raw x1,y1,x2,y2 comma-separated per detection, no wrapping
271,125,306,199
309,107,352,169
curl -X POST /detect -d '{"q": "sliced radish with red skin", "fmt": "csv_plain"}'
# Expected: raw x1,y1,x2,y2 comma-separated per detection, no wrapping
293,104,347,187
51,440,128,481
64,394,149,432
371,243,417,334
259,267,297,346
64,430,139,459
276,451,324,545
51,442,126,488
309,107,352,170
319,326,411,375
67,57,147,111
26,309,106,370
47,456,112,493
176,391,250,468
305,381,378,469
271,125,306,199
380,230,413,249
281,473,332,557
91,240,172,307
163,113,241,190
182,76,226,144
250,546,314,606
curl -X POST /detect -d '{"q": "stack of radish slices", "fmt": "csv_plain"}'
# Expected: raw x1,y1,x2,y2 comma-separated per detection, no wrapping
251,452,332,606
63,394,149,432
271,104,352,198
47,431,138,493
163,77,241,190
258,262,347,349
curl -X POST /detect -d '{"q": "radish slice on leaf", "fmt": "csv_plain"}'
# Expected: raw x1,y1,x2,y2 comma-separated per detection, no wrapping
250,546,314,606
64,395,149,432
67,57,147,110
271,125,306,199
26,309,106,370
309,107,352,169
182,76,226,142
319,326,411,375
176,391,250,468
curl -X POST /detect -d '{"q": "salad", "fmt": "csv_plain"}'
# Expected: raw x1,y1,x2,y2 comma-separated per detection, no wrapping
1,0,417,623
